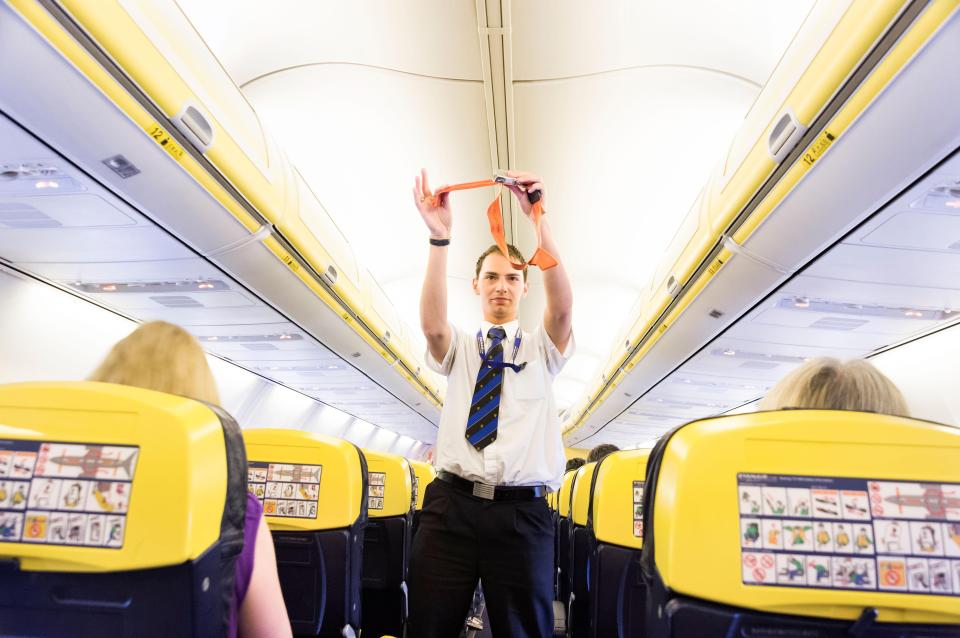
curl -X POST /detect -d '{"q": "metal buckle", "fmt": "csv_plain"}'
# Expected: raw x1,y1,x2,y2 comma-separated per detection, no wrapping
472,481,496,500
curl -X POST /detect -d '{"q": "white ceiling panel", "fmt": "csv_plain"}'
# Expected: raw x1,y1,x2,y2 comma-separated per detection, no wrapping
805,244,960,290
242,64,493,286
175,0,483,85
513,66,758,287
0,224,191,264
858,211,960,252
511,0,815,84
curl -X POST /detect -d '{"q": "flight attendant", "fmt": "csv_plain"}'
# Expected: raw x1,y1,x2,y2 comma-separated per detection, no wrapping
408,169,574,637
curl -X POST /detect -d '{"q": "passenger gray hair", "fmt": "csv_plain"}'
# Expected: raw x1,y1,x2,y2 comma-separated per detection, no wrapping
759,357,908,417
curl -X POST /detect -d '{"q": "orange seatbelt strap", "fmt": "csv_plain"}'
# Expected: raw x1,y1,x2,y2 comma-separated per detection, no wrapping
427,180,558,271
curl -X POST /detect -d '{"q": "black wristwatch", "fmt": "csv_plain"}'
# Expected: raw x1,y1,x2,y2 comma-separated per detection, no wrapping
429,237,450,246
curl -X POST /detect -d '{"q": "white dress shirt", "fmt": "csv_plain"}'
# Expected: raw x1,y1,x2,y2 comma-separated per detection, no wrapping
426,319,575,492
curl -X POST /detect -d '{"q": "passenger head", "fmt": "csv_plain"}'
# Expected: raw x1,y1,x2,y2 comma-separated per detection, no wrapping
565,457,586,473
89,321,220,405
587,443,620,464
473,243,529,324
759,357,908,416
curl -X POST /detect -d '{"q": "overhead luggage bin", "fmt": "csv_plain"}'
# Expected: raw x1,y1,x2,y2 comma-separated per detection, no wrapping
642,410,960,635
0,382,246,637
588,449,651,638
360,450,414,638
0,0,442,437
244,428,367,638
564,1,960,446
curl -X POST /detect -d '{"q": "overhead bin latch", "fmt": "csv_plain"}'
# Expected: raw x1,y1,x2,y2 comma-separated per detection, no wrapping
767,108,807,164
173,102,215,153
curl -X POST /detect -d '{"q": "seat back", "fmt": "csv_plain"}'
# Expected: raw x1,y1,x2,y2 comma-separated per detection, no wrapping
408,460,436,537
642,410,960,637
360,449,414,638
568,462,597,638
0,382,246,638
588,449,650,638
557,468,579,604
244,429,367,637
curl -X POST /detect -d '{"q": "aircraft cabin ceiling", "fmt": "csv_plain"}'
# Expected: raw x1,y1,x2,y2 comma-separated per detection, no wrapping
174,0,818,437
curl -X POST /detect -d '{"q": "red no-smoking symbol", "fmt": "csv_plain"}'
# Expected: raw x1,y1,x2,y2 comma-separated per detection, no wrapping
761,555,775,569
753,567,767,582
744,554,757,567
884,570,901,586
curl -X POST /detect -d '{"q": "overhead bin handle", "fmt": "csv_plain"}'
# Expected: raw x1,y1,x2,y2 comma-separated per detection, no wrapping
767,108,807,164
173,102,215,153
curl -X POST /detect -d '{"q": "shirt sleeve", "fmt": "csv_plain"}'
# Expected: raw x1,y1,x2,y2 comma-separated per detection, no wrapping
538,322,575,377
425,323,460,376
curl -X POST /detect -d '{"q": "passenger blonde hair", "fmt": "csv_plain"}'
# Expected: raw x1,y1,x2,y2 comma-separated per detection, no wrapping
89,321,221,405
759,357,908,416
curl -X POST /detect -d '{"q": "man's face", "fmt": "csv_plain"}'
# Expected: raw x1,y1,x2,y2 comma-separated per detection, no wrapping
473,252,528,323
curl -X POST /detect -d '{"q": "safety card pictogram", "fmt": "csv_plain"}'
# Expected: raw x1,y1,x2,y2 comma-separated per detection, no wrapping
368,472,386,510
0,440,138,549
738,473,960,596
633,480,644,538
248,461,321,519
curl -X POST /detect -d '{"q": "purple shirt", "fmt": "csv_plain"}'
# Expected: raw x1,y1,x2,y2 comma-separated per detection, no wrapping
229,492,263,637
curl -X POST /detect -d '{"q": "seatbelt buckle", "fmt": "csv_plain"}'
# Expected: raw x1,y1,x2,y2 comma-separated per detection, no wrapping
472,481,496,500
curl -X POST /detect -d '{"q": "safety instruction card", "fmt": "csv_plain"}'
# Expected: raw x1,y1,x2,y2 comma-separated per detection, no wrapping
738,473,960,596
248,461,321,519
0,440,138,549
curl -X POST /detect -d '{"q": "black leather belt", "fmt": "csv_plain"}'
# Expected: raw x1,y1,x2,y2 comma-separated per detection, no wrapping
438,470,547,501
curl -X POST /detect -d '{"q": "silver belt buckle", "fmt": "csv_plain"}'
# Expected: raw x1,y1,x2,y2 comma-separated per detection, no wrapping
472,481,496,500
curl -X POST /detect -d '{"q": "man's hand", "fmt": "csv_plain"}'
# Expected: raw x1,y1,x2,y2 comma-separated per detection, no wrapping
502,169,547,218
412,168,453,239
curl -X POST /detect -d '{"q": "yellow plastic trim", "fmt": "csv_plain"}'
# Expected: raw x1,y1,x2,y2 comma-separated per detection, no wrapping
243,429,364,532
570,463,596,527
408,460,437,511
362,450,413,519
653,410,960,623
0,382,226,573
592,450,650,549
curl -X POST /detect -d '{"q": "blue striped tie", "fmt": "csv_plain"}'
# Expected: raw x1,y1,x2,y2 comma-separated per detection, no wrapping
465,326,507,450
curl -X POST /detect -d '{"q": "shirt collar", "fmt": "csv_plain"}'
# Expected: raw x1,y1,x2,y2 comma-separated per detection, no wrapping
480,319,519,340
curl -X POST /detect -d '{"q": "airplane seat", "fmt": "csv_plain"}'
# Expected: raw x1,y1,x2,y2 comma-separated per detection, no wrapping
0,382,247,637
360,450,414,638
244,429,367,638
408,460,436,538
587,449,650,638
557,468,578,605
640,410,960,637
568,462,597,638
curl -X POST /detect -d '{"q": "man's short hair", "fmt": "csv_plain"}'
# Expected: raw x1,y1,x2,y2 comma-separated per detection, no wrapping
565,457,586,473
475,243,528,282
587,443,620,464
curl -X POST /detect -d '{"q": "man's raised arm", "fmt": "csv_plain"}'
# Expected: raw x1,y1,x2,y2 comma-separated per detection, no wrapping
413,168,453,363
504,170,573,353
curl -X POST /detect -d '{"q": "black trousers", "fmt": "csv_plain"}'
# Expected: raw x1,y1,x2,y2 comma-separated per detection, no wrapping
407,478,555,638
